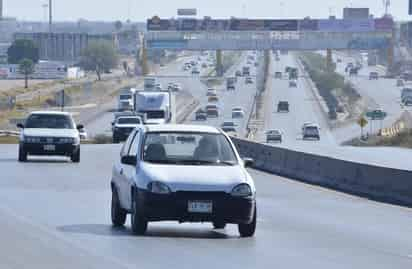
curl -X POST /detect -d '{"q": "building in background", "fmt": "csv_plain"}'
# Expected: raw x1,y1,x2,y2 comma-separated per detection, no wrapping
343,8,370,19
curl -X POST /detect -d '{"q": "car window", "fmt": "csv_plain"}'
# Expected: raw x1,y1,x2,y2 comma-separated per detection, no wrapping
118,118,141,124
25,114,74,129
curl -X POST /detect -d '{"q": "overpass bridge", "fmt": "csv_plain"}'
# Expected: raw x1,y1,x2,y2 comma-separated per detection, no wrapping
141,16,394,75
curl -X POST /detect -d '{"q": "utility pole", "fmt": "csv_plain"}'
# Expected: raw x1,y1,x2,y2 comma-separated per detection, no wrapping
49,0,52,33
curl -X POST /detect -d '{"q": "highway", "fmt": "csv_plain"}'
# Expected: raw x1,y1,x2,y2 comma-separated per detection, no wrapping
184,51,259,137
1,144,412,268
257,52,336,146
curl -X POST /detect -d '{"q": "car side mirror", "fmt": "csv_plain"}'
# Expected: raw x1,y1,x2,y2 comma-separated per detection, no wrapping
121,155,137,166
111,122,114,126
76,124,84,130
243,158,254,168
16,123,24,129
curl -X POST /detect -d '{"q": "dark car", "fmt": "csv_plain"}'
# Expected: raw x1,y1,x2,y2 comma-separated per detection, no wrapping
266,130,282,143
195,109,208,121
277,101,289,112
369,72,379,80
349,68,358,76
275,72,282,79
289,80,297,88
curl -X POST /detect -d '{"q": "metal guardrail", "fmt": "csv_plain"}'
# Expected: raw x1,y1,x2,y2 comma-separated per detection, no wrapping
0,130,20,137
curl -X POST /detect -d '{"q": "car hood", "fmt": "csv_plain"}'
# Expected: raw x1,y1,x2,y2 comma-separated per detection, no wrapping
115,124,139,128
23,128,78,138
138,163,249,193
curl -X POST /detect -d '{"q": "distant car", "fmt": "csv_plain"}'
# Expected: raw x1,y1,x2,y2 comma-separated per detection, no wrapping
79,128,88,141
245,76,253,84
110,124,257,236
349,68,358,76
155,83,162,90
167,82,175,91
337,58,342,63
302,124,320,140
112,116,142,143
369,72,379,80
221,121,237,133
192,67,200,74
277,101,289,113
17,111,82,162
206,108,219,118
396,79,405,87
202,63,208,68
208,95,219,103
190,60,197,66
275,72,282,79
289,80,297,88
266,130,282,143
195,109,207,121
254,62,259,67
235,70,242,77
207,88,217,96
232,107,245,119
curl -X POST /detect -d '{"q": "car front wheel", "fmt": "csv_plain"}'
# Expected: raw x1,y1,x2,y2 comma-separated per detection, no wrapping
131,193,148,235
111,187,127,227
238,205,256,237
18,146,27,162
71,148,80,163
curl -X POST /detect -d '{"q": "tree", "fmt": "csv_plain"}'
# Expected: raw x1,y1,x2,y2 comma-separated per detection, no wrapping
114,20,123,32
8,39,39,64
19,59,35,89
80,41,118,80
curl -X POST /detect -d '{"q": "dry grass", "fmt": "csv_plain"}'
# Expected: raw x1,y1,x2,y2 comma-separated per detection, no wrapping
0,136,19,144
344,129,412,149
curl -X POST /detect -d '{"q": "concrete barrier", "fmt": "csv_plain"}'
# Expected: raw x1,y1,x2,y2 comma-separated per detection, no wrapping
232,137,412,207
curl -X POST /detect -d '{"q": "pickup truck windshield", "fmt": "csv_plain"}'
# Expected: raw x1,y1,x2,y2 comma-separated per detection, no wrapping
25,114,74,129
143,132,238,165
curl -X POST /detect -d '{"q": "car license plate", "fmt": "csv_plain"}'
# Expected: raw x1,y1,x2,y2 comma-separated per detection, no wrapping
43,144,56,151
188,201,213,213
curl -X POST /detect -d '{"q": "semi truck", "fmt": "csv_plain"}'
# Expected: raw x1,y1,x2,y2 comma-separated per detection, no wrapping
134,90,176,124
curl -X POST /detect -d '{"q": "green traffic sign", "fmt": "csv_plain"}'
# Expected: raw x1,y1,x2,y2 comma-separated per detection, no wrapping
366,110,387,120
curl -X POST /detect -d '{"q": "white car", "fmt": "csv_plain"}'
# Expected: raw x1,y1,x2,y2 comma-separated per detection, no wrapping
110,124,257,237
17,111,82,162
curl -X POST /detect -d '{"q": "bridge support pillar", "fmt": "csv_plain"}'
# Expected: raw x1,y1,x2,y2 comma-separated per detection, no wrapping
216,50,223,77
140,38,150,76
326,49,333,72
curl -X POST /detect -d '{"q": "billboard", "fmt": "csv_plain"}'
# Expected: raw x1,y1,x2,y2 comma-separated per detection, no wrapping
177,9,197,16
343,8,369,19
374,18,394,31
318,19,374,32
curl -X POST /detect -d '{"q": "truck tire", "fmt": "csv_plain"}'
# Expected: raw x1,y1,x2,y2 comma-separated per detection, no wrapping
238,205,256,237
131,194,148,235
18,146,27,162
111,187,127,227
71,149,80,163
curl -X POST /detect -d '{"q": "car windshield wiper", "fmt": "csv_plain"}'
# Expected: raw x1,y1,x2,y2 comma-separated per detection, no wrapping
145,159,179,164
182,160,236,166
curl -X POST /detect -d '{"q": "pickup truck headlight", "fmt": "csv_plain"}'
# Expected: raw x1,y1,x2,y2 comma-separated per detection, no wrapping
147,181,171,194
231,184,253,198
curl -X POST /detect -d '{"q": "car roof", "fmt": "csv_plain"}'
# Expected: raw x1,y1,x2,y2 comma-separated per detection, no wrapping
144,124,220,134
30,111,71,116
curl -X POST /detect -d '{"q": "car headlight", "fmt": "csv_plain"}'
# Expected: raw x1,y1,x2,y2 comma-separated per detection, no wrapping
231,184,253,198
147,181,171,194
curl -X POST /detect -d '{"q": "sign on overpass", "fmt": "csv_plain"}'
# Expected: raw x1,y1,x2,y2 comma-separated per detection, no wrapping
145,17,394,50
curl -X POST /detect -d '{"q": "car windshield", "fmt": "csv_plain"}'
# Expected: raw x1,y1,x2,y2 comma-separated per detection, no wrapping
25,114,74,129
142,132,238,165
119,95,131,100
305,126,319,135
117,118,141,124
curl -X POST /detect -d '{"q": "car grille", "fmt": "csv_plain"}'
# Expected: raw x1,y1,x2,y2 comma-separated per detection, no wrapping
174,191,228,202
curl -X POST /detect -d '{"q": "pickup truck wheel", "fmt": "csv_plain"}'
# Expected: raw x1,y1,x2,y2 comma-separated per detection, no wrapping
131,195,148,235
238,205,256,237
111,188,127,227
18,146,27,162
213,221,226,229
71,149,80,163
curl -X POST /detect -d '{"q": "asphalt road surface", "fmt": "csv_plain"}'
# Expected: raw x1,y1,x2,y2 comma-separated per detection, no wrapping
1,144,412,269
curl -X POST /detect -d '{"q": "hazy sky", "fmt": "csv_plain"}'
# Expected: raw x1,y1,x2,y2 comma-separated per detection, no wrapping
3,0,412,21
